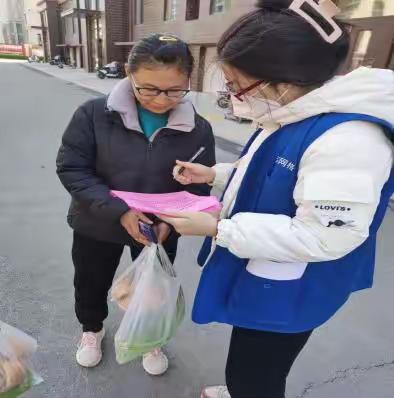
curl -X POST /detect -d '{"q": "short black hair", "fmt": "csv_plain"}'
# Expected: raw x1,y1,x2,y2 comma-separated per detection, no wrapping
217,0,351,86
128,33,194,77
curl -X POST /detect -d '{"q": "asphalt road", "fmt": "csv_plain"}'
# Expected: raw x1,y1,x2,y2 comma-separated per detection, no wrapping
0,62,393,398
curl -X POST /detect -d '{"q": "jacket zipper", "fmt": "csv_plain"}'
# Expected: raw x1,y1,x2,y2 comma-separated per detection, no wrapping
147,141,153,160
146,128,163,160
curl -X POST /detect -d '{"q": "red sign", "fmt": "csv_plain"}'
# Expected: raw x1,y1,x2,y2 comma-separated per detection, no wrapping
0,44,24,55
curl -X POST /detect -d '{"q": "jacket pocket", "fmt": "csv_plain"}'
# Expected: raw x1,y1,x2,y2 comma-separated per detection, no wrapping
228,268,302,326
67,201,81,228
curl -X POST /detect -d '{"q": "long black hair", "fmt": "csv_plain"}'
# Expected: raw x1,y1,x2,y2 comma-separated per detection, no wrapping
128,33,194,77
218,0,351,86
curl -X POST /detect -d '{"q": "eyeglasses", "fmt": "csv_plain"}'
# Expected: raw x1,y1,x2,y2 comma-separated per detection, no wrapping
226,80,265,102
130,74,190,99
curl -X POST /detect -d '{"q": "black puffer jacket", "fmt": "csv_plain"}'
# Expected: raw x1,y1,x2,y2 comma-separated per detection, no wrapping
56,83,216,245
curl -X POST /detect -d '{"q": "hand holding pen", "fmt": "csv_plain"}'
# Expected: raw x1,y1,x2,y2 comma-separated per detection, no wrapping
173,146,216,185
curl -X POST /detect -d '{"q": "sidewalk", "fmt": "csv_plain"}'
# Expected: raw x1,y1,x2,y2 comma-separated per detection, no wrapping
24,62,253,148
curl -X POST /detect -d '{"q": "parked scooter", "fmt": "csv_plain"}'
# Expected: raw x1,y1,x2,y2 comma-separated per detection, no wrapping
216,90,251,123
28,55,42,63
97,61,125,79
49,55,65,66
216,91,232,109
57,59,76,69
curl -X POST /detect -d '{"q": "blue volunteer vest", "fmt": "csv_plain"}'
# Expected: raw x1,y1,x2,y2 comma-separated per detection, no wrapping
193,113,394,333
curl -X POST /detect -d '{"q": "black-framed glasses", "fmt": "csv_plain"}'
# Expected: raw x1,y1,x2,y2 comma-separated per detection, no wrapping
226,80,265,102
130,74,190,99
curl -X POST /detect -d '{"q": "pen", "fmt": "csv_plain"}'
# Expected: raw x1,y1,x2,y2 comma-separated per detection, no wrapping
178,146,206,175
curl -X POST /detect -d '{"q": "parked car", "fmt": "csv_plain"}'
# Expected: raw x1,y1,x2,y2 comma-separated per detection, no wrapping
97,61,126,79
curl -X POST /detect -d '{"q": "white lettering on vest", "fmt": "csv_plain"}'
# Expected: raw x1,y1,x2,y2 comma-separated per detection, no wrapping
276,156,295,171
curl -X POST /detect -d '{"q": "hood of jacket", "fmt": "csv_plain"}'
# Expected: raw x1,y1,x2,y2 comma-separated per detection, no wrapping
239,68,394,129
106,77,196,133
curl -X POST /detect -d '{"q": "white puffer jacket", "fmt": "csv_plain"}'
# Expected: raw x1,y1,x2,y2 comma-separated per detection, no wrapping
213,68,394,281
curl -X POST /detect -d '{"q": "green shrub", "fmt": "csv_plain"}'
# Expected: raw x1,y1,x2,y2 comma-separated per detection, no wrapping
0,53,28,60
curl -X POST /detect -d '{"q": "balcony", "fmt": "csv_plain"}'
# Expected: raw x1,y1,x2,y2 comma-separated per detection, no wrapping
58,0,103,11
60,7,102,18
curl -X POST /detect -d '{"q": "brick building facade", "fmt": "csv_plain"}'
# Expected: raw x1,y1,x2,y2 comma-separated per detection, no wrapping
37,1,394,90
337,0,394,71
114,0,394,92
104,0,132,65
36,0,62,61
36,0,132,71
115,0,257,91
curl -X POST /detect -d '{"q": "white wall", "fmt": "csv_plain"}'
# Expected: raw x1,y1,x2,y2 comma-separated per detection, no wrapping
202,46,225,93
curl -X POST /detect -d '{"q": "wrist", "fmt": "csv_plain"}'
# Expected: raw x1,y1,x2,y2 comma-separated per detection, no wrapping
120,209,134,222
209,219,219,237
207,167,216,185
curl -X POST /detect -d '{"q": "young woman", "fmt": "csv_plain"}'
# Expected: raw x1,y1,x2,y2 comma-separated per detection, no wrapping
56,33,216,375
162,1,394,397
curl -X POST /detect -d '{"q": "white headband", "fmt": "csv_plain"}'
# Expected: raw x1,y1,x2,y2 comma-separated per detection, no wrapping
289,0,342,44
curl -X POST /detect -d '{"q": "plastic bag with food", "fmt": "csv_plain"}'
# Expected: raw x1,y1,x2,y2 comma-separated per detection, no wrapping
111,253,141,312
0,321,42,397
113,244,185,364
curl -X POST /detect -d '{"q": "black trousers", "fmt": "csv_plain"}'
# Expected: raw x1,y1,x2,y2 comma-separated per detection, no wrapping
71,231,177,332
226,327,312,398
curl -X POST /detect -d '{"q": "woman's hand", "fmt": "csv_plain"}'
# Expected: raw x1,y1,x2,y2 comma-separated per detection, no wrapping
173,161,216,185
160,212,218,237
153,222,172,243
120,210,153,246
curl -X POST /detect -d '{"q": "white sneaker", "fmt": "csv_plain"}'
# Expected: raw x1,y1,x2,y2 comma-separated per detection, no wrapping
142,348,169,376
76,328,105,368
201,386,231,398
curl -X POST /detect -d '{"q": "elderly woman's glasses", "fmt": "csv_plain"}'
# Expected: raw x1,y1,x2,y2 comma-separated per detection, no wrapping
131,74,190,99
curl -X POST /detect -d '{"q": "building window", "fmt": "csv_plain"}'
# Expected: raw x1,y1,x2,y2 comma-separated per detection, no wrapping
83,0,98,10
210,0,230,14
164,0,177,21
372,0,385,17
16,23,24,44
186,0,199,20
135,0,144,25
72,17,76,34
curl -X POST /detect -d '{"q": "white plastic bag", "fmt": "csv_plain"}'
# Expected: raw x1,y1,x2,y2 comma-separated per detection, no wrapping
0,321,42,397
113,244,185,364
111,262,137,312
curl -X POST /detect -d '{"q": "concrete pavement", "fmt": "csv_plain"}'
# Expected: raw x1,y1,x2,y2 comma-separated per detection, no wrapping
0,61,394,398
23,62,253,147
